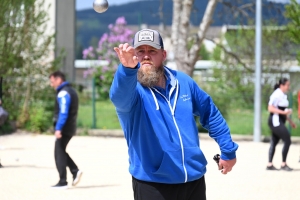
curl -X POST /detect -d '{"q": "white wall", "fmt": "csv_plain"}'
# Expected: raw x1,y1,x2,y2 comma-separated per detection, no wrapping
44,0,56,35
40,0,56,62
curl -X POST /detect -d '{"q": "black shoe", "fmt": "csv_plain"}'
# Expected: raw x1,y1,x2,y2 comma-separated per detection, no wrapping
0,163,3,168
266,165,278,170
280,165,293,171
72,170,83,186
51,182,68,189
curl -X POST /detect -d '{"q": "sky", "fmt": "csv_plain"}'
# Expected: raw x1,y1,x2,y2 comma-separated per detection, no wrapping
76,0,297,10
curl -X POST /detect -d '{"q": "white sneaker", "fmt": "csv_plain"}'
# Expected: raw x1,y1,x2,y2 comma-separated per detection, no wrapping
72,170,83,186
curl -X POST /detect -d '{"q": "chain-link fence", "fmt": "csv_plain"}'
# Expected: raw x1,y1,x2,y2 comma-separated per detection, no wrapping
0,74,298,137
76,77,300,137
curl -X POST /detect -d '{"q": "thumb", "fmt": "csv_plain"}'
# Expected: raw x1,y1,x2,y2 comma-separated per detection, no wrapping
133,56,139,66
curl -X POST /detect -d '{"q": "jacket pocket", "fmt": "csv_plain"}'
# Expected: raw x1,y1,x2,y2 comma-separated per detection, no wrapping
184,147,207,177
152,150,184,182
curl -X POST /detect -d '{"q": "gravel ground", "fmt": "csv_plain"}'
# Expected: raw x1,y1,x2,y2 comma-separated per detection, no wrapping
0,133,300,200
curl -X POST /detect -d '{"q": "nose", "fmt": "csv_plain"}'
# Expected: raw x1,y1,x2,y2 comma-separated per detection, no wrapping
142,53,151,60
141,57,151,63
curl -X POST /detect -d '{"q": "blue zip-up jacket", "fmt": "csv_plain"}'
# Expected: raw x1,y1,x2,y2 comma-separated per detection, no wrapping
54,82,79,136
110,63,238,184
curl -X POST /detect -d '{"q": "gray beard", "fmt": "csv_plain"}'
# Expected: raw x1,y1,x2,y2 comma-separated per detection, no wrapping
137,64,164,87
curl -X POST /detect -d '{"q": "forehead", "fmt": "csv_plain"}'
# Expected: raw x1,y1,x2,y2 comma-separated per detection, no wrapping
135,45,158,50
50,76,58,81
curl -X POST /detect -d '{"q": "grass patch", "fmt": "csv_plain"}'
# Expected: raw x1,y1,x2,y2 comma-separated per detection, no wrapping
77,100,121,129
226,109,300,136
78,101,300,136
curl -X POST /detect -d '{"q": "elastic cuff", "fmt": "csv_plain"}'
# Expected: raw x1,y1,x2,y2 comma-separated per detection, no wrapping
220,152,236,160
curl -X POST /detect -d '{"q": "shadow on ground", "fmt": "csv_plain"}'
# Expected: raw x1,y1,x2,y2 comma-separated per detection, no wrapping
69,184,119,190
0,165,54,169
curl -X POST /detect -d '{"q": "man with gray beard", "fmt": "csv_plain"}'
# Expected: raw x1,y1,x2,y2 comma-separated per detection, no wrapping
110,29,238,200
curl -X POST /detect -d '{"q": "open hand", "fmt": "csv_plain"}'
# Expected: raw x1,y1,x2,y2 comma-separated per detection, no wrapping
284,109,292,116
114,43,138,68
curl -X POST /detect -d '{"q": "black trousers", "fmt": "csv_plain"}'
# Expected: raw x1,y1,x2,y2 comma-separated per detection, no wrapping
54,135,78,184
132,176,206,200
268,118,291,163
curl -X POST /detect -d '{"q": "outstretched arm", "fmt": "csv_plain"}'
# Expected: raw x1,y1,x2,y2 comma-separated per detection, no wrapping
110,43,139,112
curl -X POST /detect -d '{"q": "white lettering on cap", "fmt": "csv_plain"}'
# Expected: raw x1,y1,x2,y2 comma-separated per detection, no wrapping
138,31,154,42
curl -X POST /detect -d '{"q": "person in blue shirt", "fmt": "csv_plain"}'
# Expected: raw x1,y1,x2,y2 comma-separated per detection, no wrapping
49,71,82,189
110,29,238,200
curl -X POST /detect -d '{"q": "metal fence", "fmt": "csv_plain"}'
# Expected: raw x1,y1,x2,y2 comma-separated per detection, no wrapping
76,77,300,137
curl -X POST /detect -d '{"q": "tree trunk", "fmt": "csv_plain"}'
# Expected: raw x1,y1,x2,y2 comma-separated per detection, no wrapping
18,73,31,127
171,0,218,76
171,0,182,49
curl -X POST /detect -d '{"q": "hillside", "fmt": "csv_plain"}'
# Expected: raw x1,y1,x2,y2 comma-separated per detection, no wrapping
76,0,288,58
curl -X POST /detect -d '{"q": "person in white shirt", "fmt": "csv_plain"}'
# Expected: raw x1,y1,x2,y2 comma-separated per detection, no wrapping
267,78,296,171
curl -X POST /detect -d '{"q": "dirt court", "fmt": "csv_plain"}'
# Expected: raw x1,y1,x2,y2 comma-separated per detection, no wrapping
1,133,300,200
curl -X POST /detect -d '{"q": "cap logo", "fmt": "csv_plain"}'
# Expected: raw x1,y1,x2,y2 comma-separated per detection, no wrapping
138,31,154,42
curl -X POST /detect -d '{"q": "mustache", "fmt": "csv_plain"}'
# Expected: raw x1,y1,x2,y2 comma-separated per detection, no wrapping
141,61,154,65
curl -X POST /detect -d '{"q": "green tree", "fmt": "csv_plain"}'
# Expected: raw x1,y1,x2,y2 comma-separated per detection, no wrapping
0,0,63,132
208,25,296,109
286,0,300,63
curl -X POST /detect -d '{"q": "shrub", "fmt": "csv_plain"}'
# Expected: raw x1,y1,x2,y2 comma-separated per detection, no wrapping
82,17,134,100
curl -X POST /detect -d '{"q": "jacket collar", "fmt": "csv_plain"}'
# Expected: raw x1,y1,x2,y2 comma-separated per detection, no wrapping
56,81,69,91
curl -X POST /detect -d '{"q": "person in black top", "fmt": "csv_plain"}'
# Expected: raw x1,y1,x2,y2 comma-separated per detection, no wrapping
267,78,296,171
49,71,83,189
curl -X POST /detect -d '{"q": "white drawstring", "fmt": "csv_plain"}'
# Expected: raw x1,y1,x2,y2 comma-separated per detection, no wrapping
172,80,179,113
148,68,179,113
149,87,159,110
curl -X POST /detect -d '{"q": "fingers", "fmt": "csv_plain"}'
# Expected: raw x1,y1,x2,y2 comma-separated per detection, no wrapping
218,163,223,170
126,46,135,53
219,163,227,174
117,43,134,52
221,166,232,175
115,43,134,57
219,158,235,175
122,43,129,51
221,168,228,175
114,43,138,68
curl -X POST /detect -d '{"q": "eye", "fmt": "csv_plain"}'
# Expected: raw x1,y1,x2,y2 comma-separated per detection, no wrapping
136,50,145,55
149,50,157,55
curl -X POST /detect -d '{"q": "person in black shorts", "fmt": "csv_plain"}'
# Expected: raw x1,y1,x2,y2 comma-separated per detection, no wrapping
267,78,296,171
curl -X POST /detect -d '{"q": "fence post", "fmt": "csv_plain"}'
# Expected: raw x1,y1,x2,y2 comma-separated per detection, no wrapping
92,77,96,129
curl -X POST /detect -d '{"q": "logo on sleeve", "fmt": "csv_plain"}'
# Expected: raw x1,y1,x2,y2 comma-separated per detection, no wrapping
58,91,69,113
